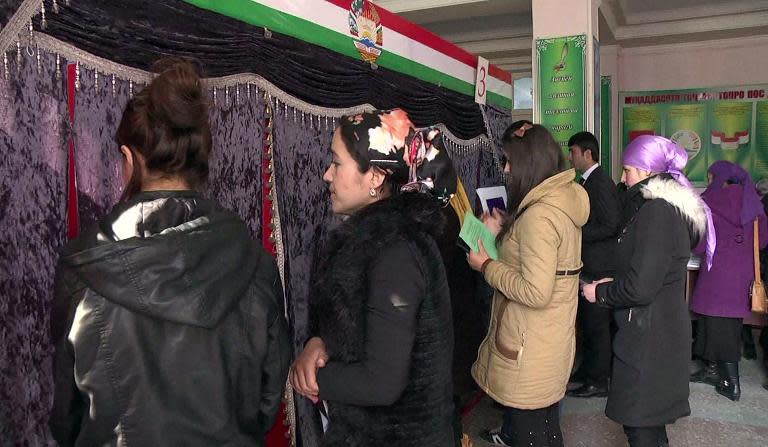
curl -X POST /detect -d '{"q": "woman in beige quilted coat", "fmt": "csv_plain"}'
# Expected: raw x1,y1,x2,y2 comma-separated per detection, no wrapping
468,124,588,447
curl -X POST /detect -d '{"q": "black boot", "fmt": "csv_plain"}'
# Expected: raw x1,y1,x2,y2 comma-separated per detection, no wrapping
743,326,756,360
690,361,719,386
759,328,768,371
716,362,741,402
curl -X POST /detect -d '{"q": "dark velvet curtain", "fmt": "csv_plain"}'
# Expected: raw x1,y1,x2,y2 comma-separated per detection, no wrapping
483,104,513,159
271,108,338,447
72,65,133,226
478,105,511,189
446,144,482,209
0,0,24,23
206,91,265,241
1,51,68,446
22,0,487,139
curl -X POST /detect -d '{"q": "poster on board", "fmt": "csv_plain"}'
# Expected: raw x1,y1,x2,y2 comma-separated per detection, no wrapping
536,35,587,155
621,86,768,185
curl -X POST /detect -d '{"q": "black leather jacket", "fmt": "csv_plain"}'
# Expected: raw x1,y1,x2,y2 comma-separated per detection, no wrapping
49,191,290,446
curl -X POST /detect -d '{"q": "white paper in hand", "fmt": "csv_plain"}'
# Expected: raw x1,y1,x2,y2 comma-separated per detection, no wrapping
477,186,507,214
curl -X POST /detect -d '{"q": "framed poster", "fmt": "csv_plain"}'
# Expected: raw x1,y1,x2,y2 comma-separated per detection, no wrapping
621,86,768,184
536,35,587,155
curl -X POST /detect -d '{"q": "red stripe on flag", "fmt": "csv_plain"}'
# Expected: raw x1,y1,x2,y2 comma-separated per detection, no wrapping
487,65,512,85
323,0,512,84
66,63,79,240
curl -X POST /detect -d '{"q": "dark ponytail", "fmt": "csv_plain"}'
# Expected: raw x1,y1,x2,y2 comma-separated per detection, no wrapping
116,58,211,200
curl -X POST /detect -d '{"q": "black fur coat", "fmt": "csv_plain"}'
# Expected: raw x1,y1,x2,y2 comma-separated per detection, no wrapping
310,192,454,447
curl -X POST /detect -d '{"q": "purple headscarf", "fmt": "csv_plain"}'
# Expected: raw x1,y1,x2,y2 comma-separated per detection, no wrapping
704,160,764,227
623,135,693,188
623,135,716,269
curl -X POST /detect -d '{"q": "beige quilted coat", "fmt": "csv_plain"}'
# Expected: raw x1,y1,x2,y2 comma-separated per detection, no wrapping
472,169,589,409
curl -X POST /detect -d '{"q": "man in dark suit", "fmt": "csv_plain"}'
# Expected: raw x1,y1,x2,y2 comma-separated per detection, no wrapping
567,131,621,398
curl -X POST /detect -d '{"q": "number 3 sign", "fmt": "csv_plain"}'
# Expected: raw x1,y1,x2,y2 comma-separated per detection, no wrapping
475,56,489,105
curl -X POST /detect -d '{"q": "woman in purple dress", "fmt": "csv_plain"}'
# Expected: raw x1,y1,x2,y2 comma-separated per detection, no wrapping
689,160,768,401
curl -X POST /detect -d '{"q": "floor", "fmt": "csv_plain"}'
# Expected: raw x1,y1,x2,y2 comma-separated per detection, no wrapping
463,351,768,446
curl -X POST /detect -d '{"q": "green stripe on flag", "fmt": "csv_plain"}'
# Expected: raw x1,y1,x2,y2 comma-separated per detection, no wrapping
183,0,511,109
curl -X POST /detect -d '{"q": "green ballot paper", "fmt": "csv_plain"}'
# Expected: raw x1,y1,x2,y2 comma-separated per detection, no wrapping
459,211,499,260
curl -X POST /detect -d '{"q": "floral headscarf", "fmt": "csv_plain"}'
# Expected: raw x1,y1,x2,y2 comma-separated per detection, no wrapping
339,109,457,203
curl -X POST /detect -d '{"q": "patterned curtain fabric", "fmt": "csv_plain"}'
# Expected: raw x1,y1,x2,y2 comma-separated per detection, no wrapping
1,52,69,446
206,93,266,241
271,110,338,447
479,104,511,189
0,0,23,22
483,103,513,157
72,64,133,224
446,144,482,210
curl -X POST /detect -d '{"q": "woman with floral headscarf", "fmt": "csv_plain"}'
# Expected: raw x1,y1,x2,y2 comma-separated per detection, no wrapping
689,160,768,401
583,135,712,447
290,109,456,447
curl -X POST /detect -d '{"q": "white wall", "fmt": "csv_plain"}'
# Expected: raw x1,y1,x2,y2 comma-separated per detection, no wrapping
616,36,768,91
532,0,599,41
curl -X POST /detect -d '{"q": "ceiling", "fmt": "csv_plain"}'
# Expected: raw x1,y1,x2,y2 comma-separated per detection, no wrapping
373,0,768,75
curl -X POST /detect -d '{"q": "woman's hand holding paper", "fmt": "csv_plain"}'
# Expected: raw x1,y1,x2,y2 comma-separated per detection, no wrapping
467,239,491,272
481,208,506,236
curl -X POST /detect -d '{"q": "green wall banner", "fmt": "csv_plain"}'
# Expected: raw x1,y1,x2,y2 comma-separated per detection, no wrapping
756,102,768,178
536,35,587,154
600,76,611,176
621,86,768,185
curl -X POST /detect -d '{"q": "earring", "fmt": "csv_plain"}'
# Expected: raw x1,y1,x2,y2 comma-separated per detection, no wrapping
369,188,377,197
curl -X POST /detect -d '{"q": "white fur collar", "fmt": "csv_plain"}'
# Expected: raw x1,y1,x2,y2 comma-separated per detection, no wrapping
641,176,708,238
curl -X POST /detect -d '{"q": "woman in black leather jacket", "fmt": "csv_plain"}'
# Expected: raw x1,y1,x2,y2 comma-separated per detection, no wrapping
49,59,290,446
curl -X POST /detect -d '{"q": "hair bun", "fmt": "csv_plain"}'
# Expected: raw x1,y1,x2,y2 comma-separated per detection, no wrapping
147,59,208,130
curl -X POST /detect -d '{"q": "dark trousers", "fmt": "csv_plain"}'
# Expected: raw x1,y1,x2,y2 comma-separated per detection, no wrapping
501,402,563,447
623,425,669,447
478,278,494,334
761,328,768,368
694,315,742,362
576,274,612,384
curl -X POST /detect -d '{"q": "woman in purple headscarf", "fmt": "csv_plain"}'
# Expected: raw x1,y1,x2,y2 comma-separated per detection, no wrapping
583,135,712,447
689,160,768,401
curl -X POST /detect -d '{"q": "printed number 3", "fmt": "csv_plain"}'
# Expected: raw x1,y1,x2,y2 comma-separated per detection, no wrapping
478,66,487,97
